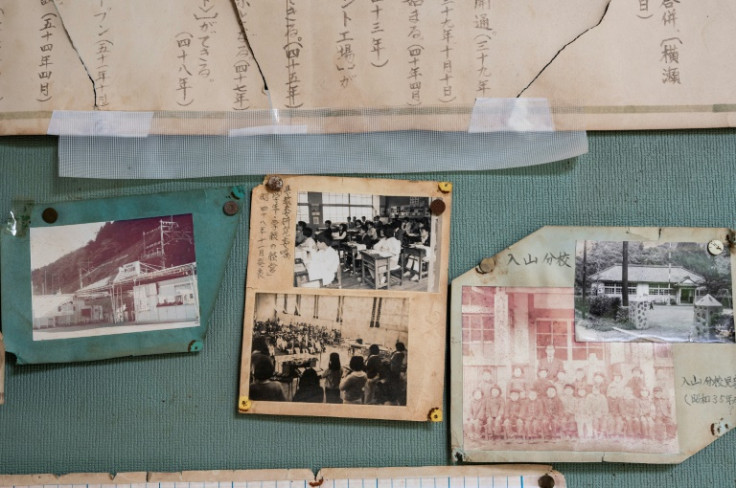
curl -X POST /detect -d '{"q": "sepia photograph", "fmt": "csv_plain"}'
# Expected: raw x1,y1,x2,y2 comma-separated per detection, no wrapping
293,192,440,292
574,240,734,343
461,286,678,454
248,292,409,406
30,214,199,341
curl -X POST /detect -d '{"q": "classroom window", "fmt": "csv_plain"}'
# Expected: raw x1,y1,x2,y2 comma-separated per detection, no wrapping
462,314,494,356
535,319,571,360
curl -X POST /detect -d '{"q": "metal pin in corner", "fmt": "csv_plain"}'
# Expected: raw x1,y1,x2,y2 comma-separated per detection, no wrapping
239,397,252,412
428,407,442,422
476,257,495,274
266,175,284,191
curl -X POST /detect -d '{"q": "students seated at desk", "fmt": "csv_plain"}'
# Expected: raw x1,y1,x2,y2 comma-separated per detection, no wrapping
295,221,308,246
298,226,316,250
332,223,348,242
404,227,431,281
321,220,333,240
366,227,403,286
373,227,403,270
360,223,379,248
305,233,340,285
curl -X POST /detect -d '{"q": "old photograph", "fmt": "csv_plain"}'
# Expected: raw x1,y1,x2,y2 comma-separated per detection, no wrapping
249,292,408,406
574,240,734,343
293,192,440,292
30,214,199,341
461,286,678,454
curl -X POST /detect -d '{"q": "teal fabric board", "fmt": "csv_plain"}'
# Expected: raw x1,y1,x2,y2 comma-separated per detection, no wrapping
0,187,241,364
0,133,735,484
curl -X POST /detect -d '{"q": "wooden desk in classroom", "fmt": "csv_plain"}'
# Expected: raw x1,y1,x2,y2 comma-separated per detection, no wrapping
401,245,429,280
360,250,394,289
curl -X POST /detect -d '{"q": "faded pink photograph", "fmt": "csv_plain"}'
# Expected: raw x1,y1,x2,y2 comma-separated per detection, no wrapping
461,286,678,453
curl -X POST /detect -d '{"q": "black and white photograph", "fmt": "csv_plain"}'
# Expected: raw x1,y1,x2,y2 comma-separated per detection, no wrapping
293,192,440,292
575,240,734,343
249,292,409,406
30,214,199,341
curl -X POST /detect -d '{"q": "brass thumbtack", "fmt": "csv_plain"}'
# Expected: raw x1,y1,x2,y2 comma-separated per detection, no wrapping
266,175,284,191
238,397,252,412
477,257,495,274
428,408,443,422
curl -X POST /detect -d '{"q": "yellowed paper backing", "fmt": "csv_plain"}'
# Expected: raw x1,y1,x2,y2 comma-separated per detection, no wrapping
0,466,566,488
239,175,451,421
451,226,736,463
2,0,736,133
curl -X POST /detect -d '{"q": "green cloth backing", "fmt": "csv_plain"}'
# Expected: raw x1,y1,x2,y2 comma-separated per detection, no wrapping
0,132,734,484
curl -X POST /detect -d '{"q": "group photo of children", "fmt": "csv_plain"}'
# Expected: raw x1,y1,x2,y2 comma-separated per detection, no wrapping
248,293,409,407
460,286,679,453
464,347,677,451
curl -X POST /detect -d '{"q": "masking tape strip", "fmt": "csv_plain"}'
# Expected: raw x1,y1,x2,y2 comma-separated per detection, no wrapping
469,98,555,133
58,129,588,178
47,110,154,137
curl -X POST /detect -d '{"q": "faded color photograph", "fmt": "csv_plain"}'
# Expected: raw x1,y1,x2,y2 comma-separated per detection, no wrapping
461,286,678,454
249,292,408,406
294,192,440,292
30,214,198,341
575,240,734,343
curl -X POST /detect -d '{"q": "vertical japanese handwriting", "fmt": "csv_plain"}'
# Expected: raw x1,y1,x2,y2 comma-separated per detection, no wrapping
195,0,217,80
232,0,253,109
335,0,355,88
257,192,270,279
281,186,293,259
269,190,282,275
473,0,493,97
637,0,653,19
94,0,112,107
175,31,194,106
284,0,303,108
406,0,424,106
660,0,682,85
438,0,455,103
232,29,252,110
370,0,388,68
638,0,682,85
37,0,58,103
